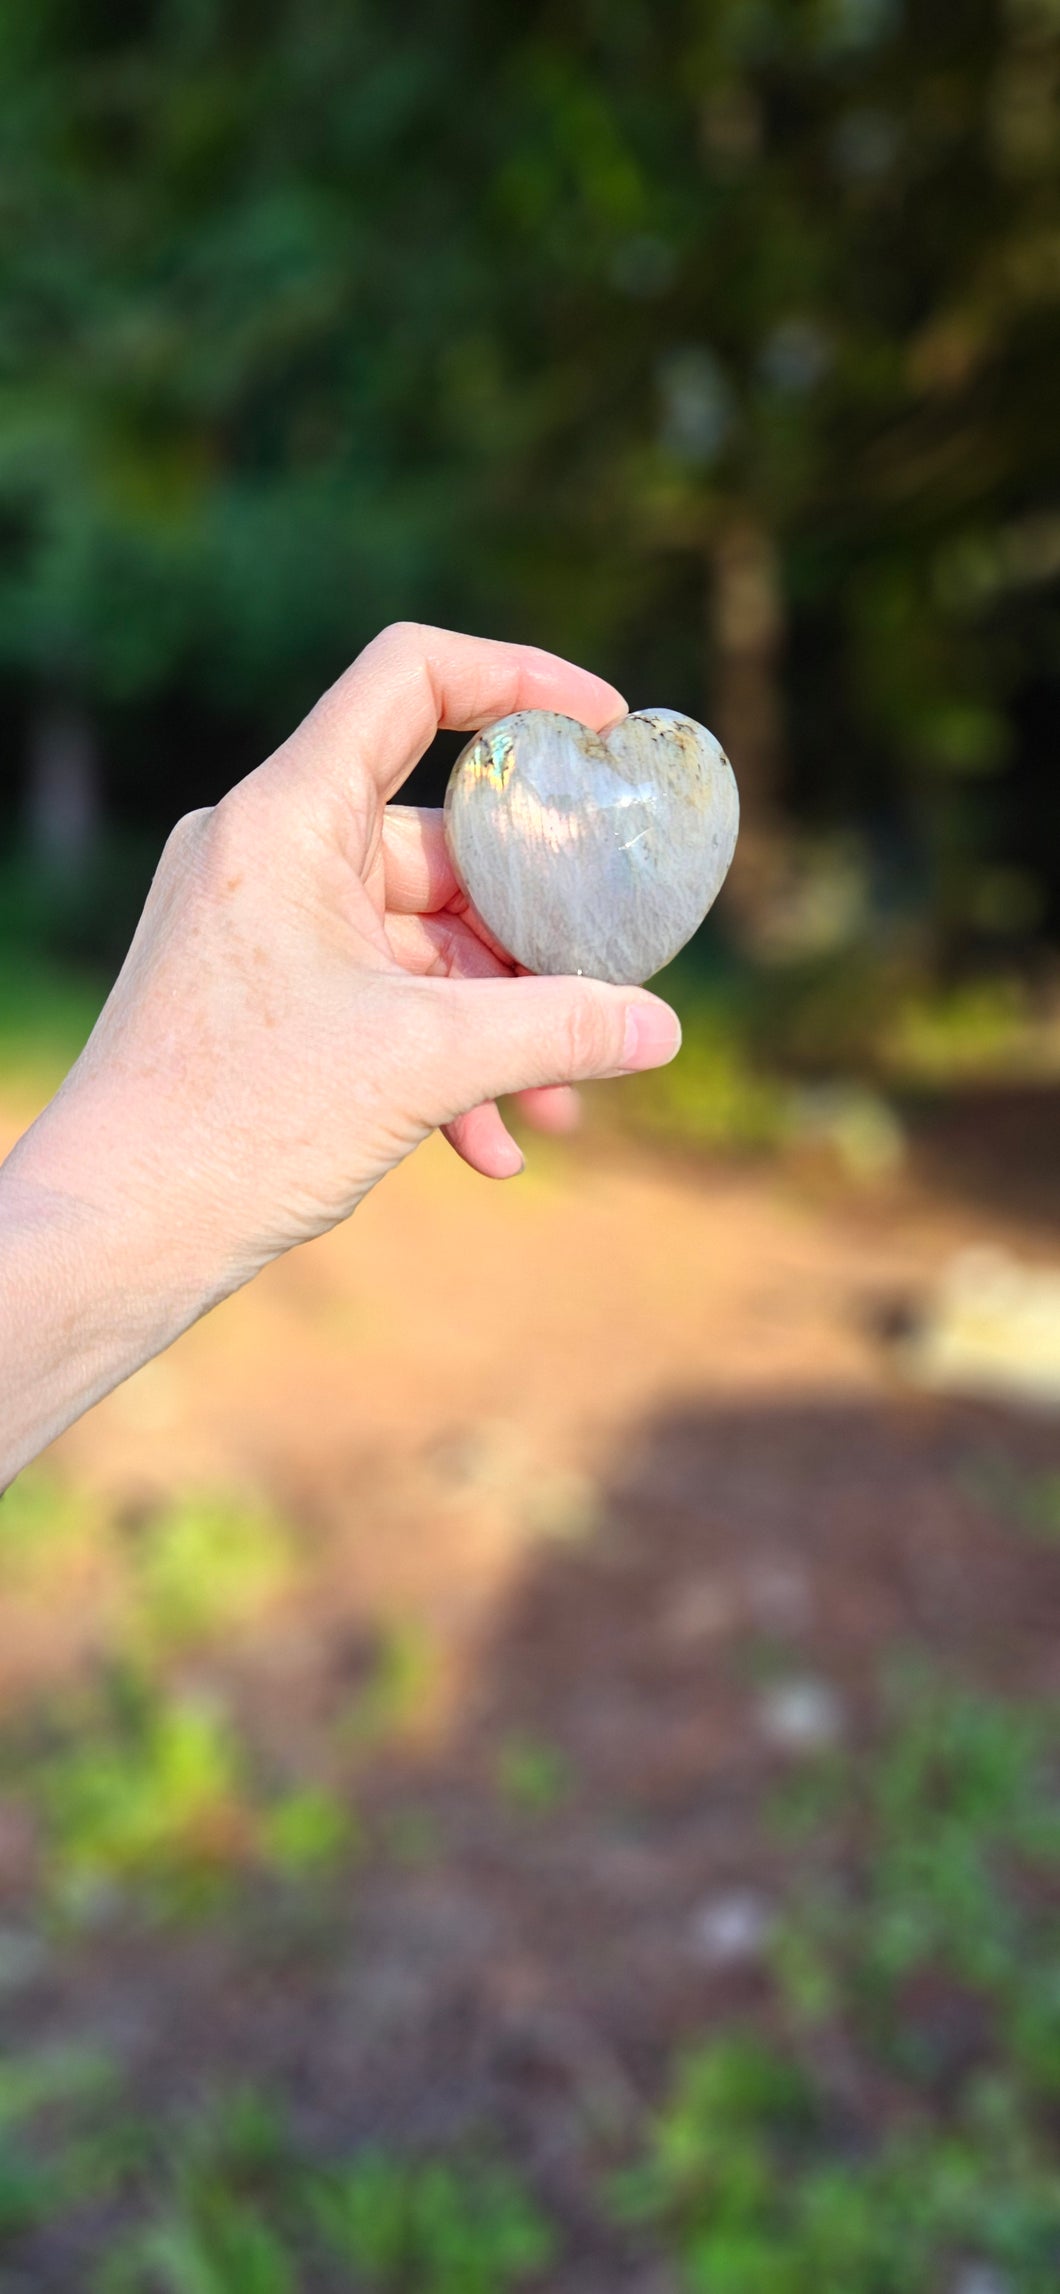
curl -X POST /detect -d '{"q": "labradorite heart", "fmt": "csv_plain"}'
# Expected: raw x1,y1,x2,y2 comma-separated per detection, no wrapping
443,707,739,986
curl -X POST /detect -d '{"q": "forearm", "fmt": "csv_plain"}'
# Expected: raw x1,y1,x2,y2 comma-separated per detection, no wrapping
0,1137,213,1486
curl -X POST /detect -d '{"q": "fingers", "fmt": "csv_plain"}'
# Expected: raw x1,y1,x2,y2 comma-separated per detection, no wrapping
384,907,583,1177
278,623,628,806
442,1085,580,1181
382,807,460,916
443,1102,525,1180
409,972,681,1129
515,1085,582,1134
384,907,513,981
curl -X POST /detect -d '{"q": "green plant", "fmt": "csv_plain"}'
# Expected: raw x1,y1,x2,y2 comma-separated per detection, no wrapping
622,1675,1060,2290
0,1467,103,1585
772,1671,1060,2087
961,1453,1060,1545
619,2036,1060,2293
259,1786,351,1877
880,977,1036,1083
99,2087,297,2294
618,985,787,1155
495,1734,573,1815
0,2046,121,2249
122,1491,295,1656
31,1681,252,1916
310,2151,554,2294
13,1671,350,1919
337,1620,441,1752
101,2205,296,2294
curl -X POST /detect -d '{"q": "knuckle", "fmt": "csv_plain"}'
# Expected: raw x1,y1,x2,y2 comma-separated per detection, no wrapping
156,806,213,884
376,617,425,659
157,788,264,908
164,805,212,854
197,786,258,880
563,991,615,1077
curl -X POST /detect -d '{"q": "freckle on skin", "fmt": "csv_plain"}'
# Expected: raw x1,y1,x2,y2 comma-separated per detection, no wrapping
225,874,244,894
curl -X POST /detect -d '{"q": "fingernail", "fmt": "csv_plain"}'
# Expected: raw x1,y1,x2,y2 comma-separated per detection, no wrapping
621,1000,682,1072
496,1139,526,1176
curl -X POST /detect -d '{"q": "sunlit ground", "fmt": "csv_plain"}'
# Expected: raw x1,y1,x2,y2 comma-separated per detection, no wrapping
2,982,1060,2292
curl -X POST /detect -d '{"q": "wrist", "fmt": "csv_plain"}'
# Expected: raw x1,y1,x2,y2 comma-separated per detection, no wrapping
0,1105,219,1484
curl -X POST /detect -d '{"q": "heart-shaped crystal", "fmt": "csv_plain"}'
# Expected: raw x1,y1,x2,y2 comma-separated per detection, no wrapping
443,707,739,985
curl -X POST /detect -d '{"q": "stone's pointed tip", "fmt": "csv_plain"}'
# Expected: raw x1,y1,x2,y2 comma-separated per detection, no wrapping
445,704,739,984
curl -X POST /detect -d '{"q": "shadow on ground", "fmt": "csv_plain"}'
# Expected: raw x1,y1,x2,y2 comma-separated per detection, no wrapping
905,1083,1060,1237
5,1390,1059,2290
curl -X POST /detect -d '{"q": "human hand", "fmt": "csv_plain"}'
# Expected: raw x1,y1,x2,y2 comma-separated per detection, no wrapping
1,626,681,1473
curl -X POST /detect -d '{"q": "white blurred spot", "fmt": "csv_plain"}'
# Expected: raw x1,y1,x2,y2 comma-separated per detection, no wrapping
689,1889,775,1966
759,1678,844,1752
951,2268,1011,2294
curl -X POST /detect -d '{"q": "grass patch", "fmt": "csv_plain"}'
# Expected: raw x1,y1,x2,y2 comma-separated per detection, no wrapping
337,1619,442,1753
618,2034,1060,2293
621,1670,1060,2290
0,1666,1057,2285
0,2068,555,2294
495,1733,573,1815
120,1490,297,1658
310,2151,555,2292
2,1667,352,1922
960,1453,1060,1545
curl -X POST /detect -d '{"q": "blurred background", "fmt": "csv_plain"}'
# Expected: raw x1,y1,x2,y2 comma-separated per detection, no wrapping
1,2,1060,2289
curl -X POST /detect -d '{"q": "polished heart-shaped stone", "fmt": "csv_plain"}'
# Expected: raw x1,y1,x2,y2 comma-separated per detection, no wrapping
443,707,739,985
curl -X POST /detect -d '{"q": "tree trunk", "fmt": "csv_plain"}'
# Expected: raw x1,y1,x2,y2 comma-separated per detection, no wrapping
26,696,102,875
708,510,787,934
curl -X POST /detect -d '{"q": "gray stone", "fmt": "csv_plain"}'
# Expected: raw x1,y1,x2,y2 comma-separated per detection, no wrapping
443,707,739,985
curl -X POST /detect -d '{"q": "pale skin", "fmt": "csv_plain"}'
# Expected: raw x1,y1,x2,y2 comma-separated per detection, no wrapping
0,624,682,1486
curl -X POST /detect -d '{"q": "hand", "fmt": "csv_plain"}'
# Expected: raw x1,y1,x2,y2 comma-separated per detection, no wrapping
1,625,681,1476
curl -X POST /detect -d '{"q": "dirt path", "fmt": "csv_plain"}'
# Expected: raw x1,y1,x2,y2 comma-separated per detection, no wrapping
26,1100,1040,1543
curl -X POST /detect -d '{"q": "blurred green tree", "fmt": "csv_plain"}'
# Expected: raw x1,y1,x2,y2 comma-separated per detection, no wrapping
0,0,1057,935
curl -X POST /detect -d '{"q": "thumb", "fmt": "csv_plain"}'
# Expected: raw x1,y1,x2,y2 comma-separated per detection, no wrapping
410,972,681,1129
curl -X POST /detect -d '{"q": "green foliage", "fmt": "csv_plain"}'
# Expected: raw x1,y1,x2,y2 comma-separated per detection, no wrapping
0,1476,350,1911
620,2036,1060,2293
0,2056,553,2294
0,2045,121,2249
623,1674,1060,2291
29,1681,254,1917
2,1667,1059,2290
258,1785,351,1877
99,2086,297,2294
337,1619,440,1751
9,1669,350,1919
960,1452,1060,1544
880,977,1043,1082
495,1733,573,1815
772,1669,1060,2090
0,1464,99,1579
122,1490,295,1657
1,0,1057,937
618,970,787,1152
102,2089,552,2294
102,2206,296,2294
311,2150,554,2294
